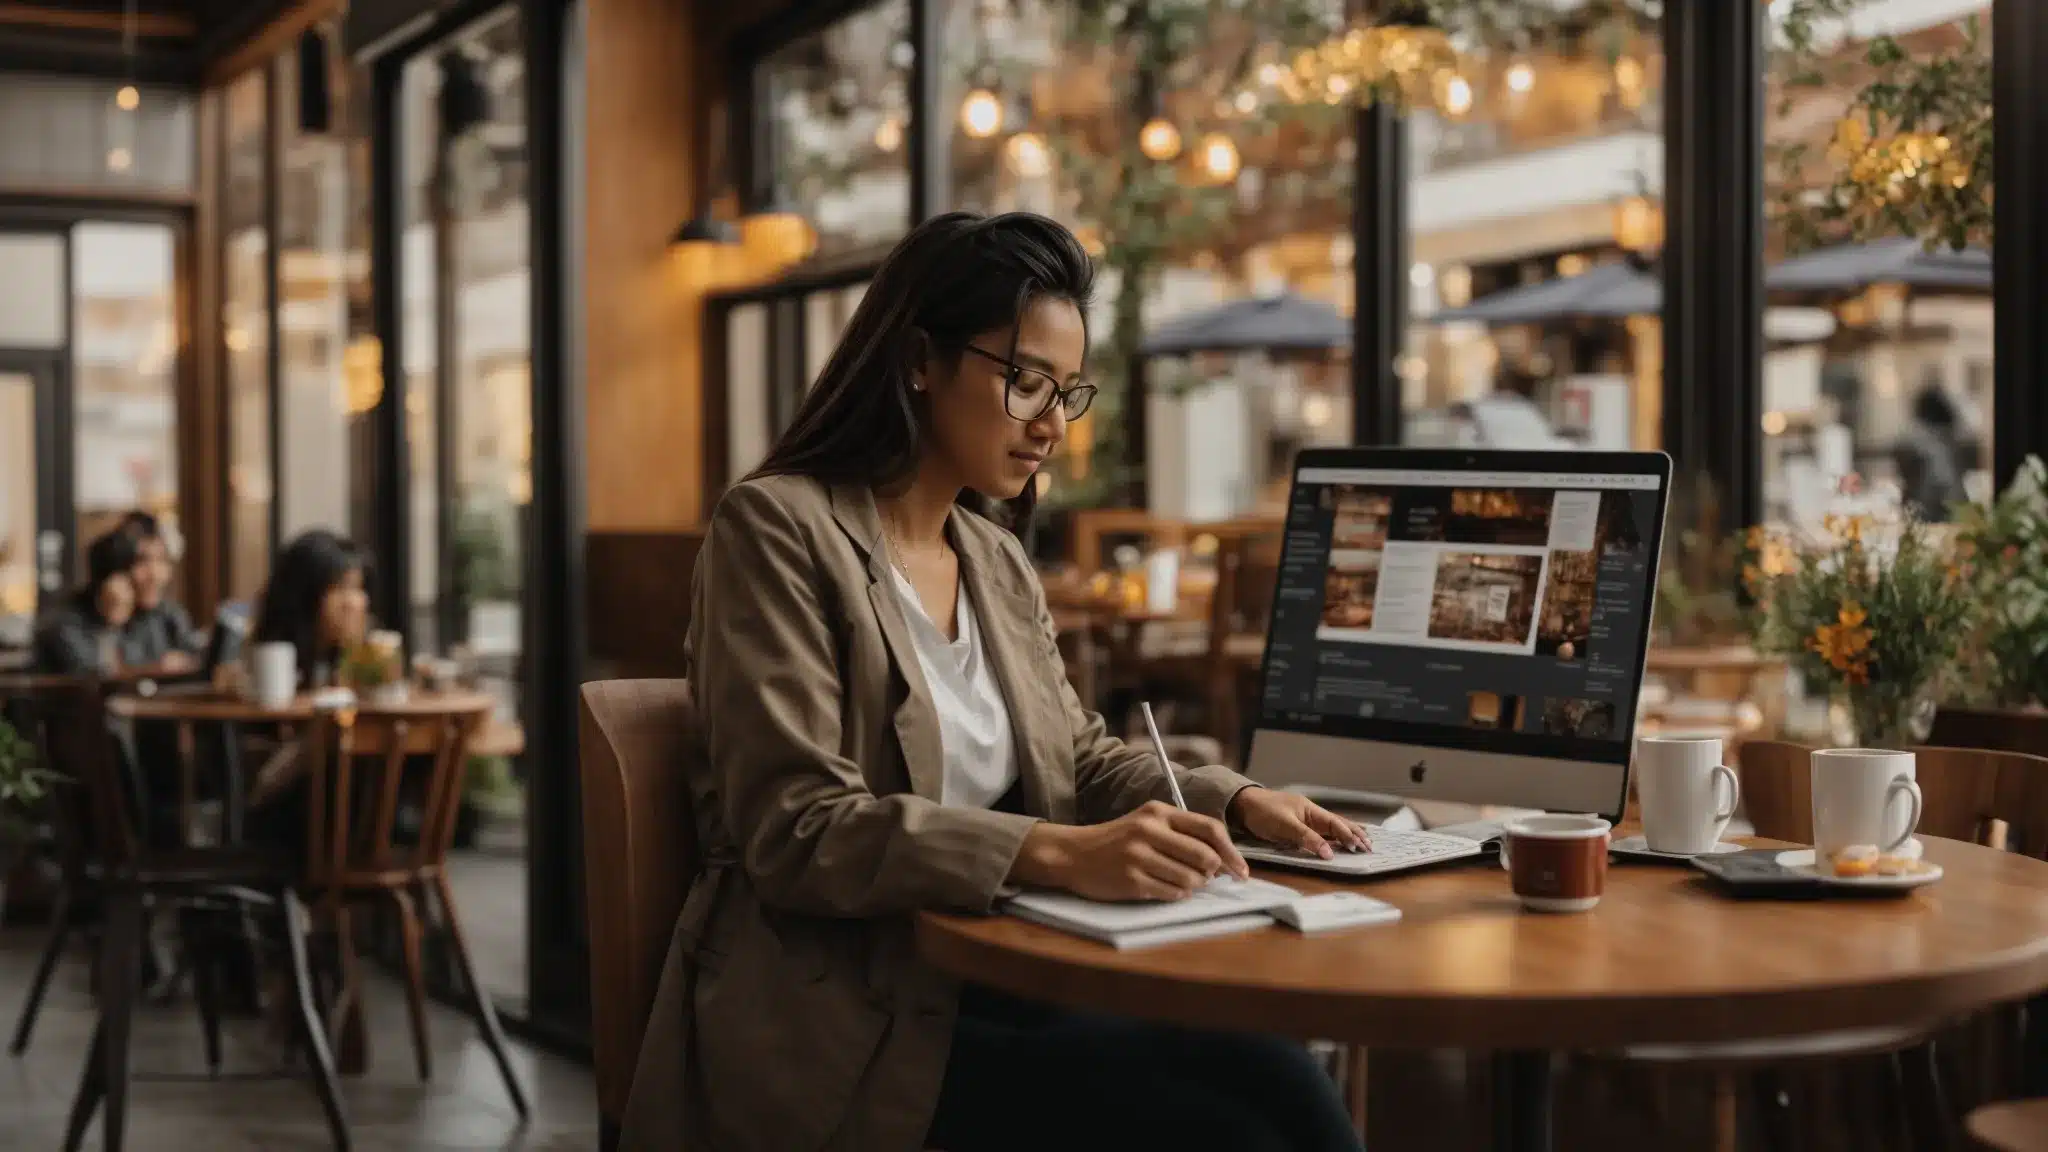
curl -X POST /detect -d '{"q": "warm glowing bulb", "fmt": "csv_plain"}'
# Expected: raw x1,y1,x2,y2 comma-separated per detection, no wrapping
1443,75,1473,117
1761,410,1789,437
1006,131,1050,177
116,85,139,111
1556,253,1589,277
1614,56,1644,92
1506,62,1534,94
874,114,903,153
225,325,252,352
1196,133,1239,182
106,147,132,172
960,88,1003,138
1233,90,1258,115
1139,117,1182,161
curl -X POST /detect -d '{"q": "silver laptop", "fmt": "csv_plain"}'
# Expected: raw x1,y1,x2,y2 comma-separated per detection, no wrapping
1233,447,1671,878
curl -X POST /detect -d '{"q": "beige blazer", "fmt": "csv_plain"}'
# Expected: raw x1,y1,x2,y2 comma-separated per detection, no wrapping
617,475,1255,1151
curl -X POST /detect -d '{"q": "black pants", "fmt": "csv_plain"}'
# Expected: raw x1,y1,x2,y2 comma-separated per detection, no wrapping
926,985,1364,1152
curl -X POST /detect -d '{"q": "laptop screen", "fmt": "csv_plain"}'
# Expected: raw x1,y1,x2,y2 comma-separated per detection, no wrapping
1258,453,1666,767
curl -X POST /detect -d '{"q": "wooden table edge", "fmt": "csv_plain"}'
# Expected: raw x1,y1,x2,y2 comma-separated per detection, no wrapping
916,848,2048,1050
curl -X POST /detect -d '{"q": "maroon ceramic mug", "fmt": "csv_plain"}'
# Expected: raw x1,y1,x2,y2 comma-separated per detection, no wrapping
1500,814,1612,912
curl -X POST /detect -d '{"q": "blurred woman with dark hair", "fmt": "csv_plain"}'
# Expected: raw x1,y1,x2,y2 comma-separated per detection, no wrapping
249,529,371,689
622,212,1366,1151
33,530,140,675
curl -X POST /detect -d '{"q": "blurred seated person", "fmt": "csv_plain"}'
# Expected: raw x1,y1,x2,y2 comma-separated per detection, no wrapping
1898,382,1964,521
241,530,371,843
116,510,203,674
32,531,139,675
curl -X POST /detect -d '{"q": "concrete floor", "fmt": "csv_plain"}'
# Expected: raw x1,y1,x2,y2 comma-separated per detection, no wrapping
0,926,598,1152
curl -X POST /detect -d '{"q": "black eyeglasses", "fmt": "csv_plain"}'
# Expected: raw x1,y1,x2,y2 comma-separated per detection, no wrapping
963,344,1097,422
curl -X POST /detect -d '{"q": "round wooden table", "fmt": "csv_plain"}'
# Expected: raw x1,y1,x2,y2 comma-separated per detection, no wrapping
105,688,523,756
919,837,2048,1151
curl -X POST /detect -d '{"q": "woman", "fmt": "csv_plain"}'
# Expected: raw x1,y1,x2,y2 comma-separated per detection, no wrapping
33,530,139,675
248,530,370,690
622,212,1369,1152
241,531,369,840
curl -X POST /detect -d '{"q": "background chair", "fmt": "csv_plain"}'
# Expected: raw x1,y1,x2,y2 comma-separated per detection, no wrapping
295,701,526,1113
577,679,697,1152
25,678,346,1152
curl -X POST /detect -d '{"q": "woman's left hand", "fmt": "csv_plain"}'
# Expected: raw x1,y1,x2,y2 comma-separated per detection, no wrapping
1227,788,1371,859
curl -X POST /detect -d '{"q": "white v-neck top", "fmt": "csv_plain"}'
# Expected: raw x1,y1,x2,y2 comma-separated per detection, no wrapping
886,561,1020,810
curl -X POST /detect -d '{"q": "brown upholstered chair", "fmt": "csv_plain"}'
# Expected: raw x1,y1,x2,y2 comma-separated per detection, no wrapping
578,679,698,1152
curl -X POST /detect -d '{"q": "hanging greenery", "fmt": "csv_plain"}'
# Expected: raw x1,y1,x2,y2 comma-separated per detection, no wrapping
1770,0,1992,252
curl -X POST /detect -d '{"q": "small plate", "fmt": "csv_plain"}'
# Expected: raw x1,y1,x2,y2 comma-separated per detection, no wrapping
1611,835,1744,861
1776,847,1944,890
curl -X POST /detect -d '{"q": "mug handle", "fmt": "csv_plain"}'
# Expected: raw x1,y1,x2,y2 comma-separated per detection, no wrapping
1711,763,1742,833
1498,837,1512,872
1883,776,1923,854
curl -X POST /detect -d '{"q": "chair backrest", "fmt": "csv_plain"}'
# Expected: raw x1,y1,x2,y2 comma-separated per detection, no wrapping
1735,739,2048,859
1928,707,2048,760
1734,740,1814,842
1207,530,1282,652
578,679,699,1133
1906,745,2048,861
15,677,141,872
297,701,489,888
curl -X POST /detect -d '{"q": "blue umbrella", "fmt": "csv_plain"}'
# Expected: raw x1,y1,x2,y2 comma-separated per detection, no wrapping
1138,292,1350,357
1425,260,1659,325
1765,237,1991,297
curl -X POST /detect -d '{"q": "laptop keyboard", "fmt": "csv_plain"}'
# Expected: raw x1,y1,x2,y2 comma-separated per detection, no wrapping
1237,827,1482,875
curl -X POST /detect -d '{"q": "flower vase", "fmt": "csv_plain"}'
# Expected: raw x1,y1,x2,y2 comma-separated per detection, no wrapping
1833,687,1936,749
367,681,410,707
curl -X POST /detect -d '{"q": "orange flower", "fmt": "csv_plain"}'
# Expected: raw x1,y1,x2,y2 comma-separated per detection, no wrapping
1837,602,1867,628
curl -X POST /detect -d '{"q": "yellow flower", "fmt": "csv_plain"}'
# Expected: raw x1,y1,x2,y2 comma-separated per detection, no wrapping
1746,525,1766,550
1837,602,1867,628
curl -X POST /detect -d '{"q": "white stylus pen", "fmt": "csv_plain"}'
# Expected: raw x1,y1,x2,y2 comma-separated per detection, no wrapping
1140,701,1189,810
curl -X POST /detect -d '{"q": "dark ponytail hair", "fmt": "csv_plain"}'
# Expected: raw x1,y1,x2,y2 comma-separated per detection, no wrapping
749,210,1096,535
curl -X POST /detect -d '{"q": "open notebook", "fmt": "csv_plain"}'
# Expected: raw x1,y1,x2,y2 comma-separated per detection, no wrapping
1004,876,1300,950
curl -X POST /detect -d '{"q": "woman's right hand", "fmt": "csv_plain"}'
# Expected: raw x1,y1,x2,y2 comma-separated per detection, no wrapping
1011,801,1250,902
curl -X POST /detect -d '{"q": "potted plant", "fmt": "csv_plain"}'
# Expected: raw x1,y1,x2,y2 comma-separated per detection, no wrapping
1747,493,1977,746
450,498,519,654
0,714,54,913
340,630,408,705
1953,457,2048,709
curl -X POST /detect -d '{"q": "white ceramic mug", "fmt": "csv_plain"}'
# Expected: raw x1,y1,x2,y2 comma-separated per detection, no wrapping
1811,748,1922,855
250,641,298,710
1635,736,1742,855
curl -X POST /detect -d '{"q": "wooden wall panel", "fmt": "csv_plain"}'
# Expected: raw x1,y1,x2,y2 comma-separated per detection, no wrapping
582,0,711,532
179,84,225,623
585,529,702,677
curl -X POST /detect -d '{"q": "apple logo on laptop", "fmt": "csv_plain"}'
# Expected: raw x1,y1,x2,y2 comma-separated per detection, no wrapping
1410,760,1428,784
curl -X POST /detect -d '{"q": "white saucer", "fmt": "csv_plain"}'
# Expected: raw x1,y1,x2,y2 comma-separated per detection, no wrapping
1776,847,1944,890
1610,835,1744,861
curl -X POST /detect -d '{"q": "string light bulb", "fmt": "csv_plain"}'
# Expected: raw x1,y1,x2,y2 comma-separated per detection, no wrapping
959,87,1003,138
1006,130,1050,177
1506,61,1535,94
116,85,139,111
106,147,132,172
874,114,903,153
1139,116,1182,161
1196,133,1240,183
1442,74,1473,117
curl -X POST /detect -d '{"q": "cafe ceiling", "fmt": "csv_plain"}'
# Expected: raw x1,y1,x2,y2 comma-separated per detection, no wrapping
0,0,324,84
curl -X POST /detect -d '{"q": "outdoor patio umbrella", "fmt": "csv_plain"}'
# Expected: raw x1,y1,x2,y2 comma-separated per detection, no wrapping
1425,259,1660,325
1764,236,1991,298
1138,291,1350,357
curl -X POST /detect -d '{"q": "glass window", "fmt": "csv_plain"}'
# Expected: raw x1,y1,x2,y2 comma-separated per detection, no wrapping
72,222,179,556
402,7,532,1009
761,0,911,256
277,34,361,543
0,74,195,193
931,1,1356,519
1402,4,1664,459
224,69,273,602
1761,4,1992,530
